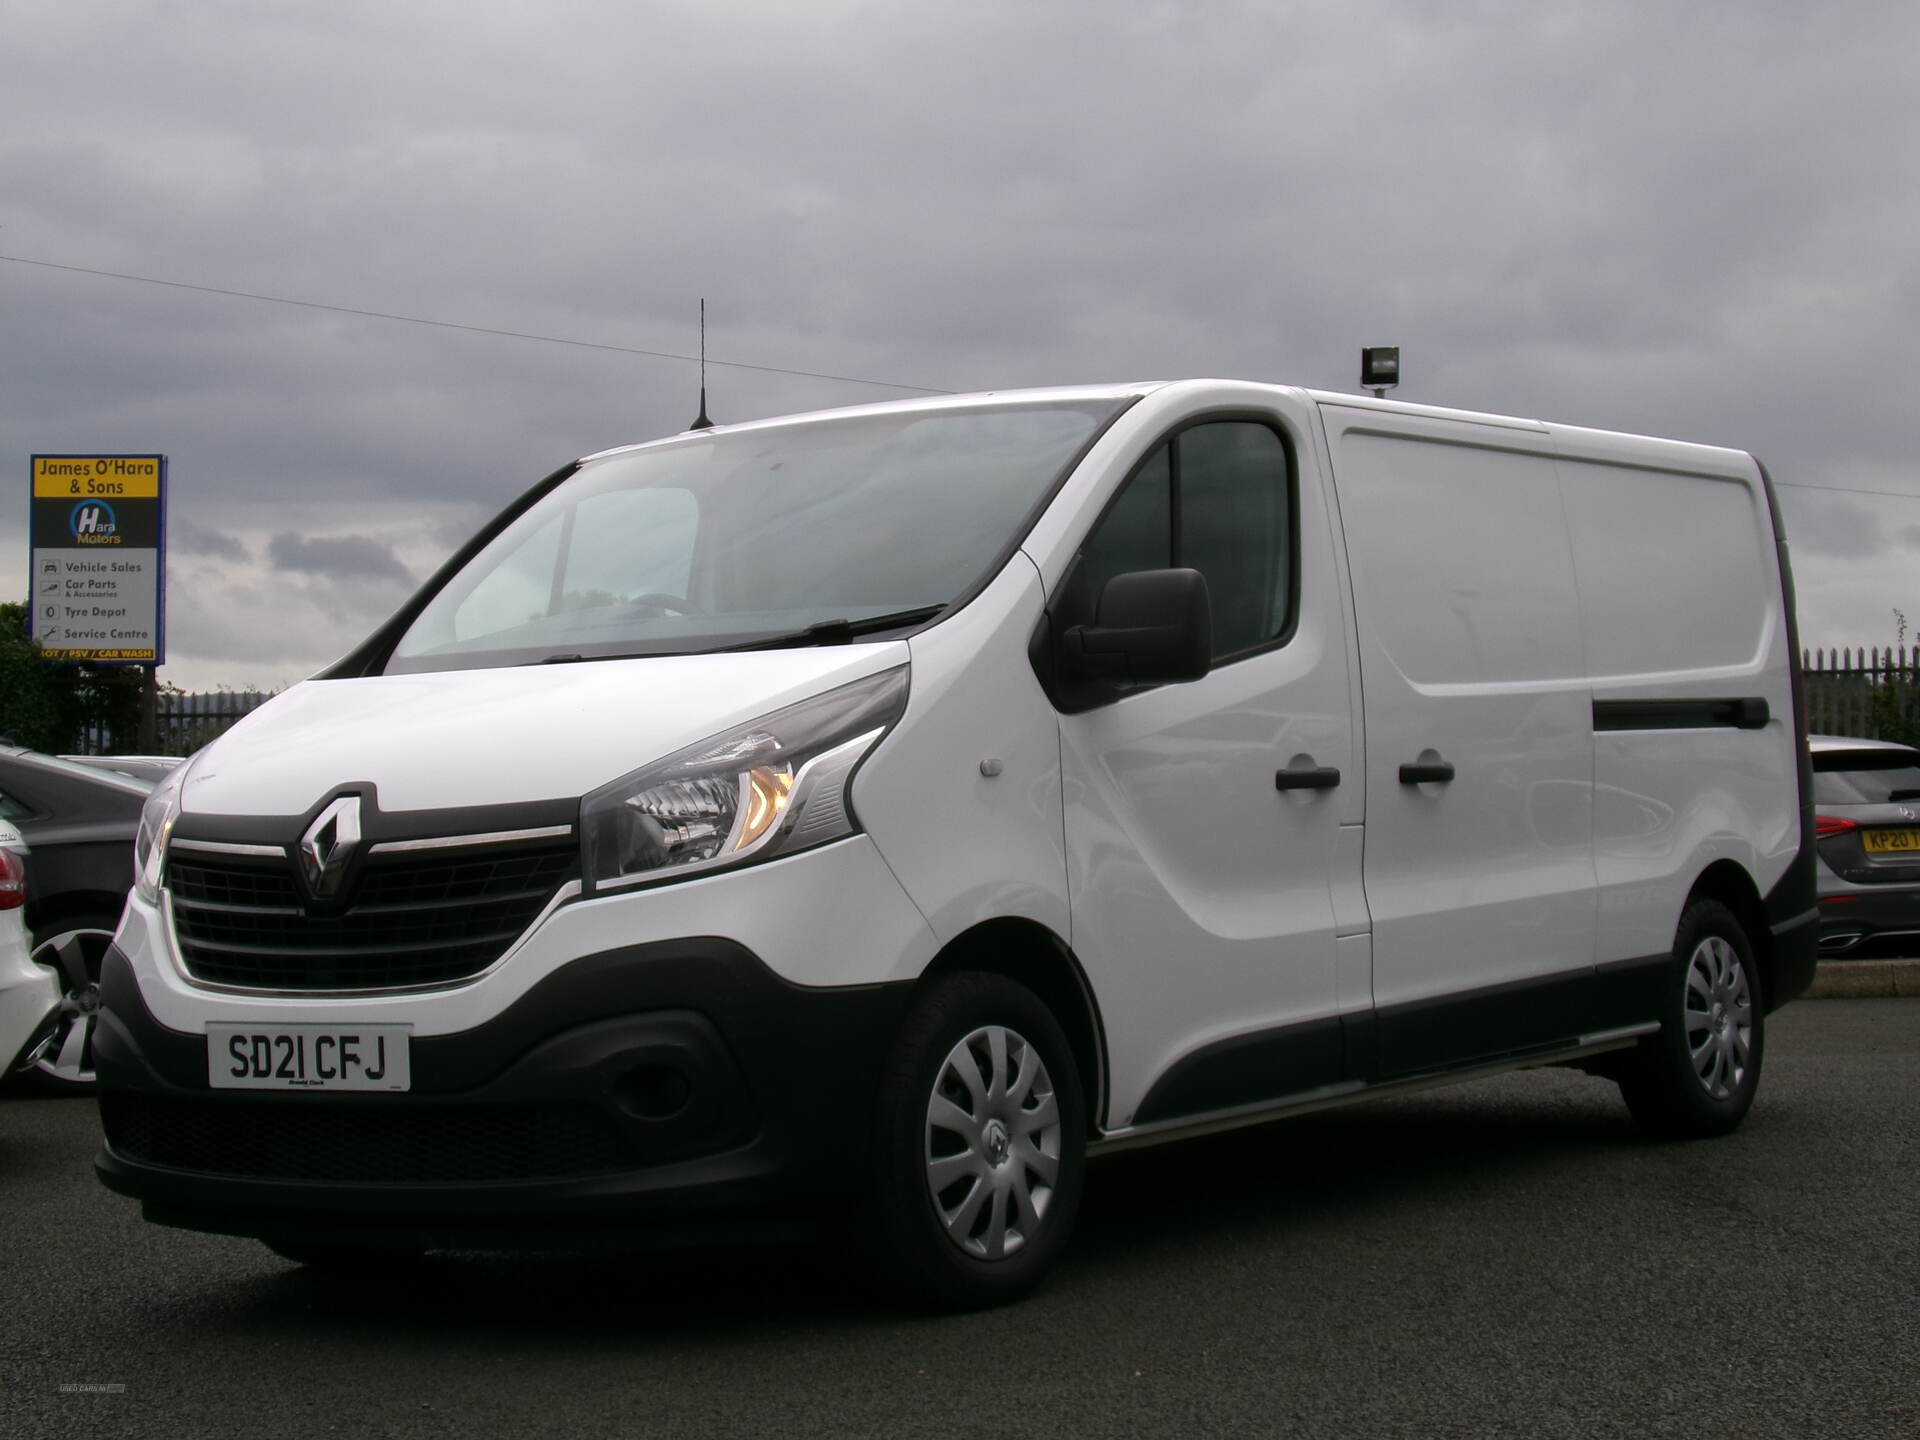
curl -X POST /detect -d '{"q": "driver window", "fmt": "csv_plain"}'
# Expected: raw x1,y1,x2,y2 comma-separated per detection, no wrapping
1073,421,1294,664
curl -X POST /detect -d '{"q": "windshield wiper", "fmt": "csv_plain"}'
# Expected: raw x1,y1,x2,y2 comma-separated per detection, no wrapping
718,604,948,652
517,604,947,664
527,648,677,666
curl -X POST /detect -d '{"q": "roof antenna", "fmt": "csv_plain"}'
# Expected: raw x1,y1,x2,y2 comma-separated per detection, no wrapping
689,298,714,430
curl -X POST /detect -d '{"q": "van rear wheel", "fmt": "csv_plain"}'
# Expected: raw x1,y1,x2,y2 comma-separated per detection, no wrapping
865,972,1086,1309
1618,899,1764,1139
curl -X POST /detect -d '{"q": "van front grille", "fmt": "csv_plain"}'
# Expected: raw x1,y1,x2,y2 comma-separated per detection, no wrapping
166,840,578,992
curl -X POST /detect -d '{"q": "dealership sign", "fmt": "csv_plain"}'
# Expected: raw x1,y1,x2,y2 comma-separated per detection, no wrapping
29,454,166,663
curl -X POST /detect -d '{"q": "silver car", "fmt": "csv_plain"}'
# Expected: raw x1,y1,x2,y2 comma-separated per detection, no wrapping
1812,734,1920,958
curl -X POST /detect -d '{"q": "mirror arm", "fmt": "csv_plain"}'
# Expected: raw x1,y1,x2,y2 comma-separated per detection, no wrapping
1062,625,1170,679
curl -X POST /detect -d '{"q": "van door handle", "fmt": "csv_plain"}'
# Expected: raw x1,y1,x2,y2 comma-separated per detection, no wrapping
1275,765,1342,791
1398,759,1456,785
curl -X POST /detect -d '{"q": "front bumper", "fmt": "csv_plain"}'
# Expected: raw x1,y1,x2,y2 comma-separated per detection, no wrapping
0,942,60,1075
93,938,911,1249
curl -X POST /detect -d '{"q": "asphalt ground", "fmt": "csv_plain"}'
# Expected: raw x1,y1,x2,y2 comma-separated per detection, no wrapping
2,999,1915,1440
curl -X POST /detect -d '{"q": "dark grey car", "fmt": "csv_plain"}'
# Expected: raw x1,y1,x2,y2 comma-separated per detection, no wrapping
1812,734,1920,960
0,746,154,1093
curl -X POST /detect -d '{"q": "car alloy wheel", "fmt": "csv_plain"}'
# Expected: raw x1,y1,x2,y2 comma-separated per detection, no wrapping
24,923,115,1092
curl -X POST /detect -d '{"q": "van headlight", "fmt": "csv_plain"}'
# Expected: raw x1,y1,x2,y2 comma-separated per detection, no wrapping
133,761,190,904
581,666,908,893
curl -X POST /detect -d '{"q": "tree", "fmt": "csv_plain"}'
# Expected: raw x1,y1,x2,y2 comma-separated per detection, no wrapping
0,600,147,753
0,602,67,749
1865,609,1920,749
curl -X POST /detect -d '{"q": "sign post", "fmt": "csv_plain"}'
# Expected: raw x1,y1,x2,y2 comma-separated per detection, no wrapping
28,455,167,663
29,454,167,747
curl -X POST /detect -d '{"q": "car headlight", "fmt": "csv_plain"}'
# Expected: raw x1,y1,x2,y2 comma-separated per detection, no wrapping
581,666,909,893
133,760,190,904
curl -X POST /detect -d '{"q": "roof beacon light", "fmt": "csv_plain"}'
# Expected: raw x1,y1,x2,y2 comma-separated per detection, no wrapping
1361,346,1400,399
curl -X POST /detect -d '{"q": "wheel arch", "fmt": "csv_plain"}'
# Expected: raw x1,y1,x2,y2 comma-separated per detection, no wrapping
1684,861,1777,1009
917,918,1108,1132
24,888,129,945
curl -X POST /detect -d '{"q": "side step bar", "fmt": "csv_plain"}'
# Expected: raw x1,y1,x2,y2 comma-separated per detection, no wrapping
1091,1023,1658,1156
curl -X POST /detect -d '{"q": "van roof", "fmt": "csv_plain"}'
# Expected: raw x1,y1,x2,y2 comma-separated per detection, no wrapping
579,379,1754,470
579,382,1166,464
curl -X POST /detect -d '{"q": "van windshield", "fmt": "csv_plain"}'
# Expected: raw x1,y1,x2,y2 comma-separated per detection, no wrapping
387,397,1128,673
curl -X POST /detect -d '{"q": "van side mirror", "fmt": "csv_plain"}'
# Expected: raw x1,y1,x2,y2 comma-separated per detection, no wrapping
1062,568,1212,685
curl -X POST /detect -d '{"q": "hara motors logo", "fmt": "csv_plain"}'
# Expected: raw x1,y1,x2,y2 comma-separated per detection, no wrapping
68,500,120,545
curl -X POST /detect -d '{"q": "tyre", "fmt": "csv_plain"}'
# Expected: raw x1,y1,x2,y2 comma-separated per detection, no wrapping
15,917,117,1096
1618,898,1764,1139
866,971,1086,1309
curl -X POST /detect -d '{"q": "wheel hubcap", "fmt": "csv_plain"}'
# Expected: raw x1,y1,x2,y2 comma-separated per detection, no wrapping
1683,935,1752,1101
924,1024,1062,1261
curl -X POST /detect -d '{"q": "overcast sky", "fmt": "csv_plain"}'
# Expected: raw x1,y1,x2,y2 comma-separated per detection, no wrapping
4,0,1917,691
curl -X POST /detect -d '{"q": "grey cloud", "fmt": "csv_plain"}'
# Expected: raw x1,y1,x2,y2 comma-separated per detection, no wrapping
1777,492,1893,560
165,576,379,679
267,533,414,585
5,0,1920,685
171,519,251,563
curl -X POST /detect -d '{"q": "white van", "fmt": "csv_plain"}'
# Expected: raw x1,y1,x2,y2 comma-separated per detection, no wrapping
95,380,1817,1305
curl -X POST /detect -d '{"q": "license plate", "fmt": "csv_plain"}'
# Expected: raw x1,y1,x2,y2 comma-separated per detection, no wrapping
207,1024,411,1092
1862,828,1920,855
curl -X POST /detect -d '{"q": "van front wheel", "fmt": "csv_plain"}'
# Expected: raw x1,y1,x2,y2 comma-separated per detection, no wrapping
1618,899,1764,1139
866,972,1086,1309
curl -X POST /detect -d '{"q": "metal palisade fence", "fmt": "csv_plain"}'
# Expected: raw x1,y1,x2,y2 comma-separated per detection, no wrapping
1803,646,1920,740
155,688,275,754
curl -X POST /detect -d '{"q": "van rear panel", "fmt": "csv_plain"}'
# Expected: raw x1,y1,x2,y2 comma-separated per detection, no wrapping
1316,396,1805,1071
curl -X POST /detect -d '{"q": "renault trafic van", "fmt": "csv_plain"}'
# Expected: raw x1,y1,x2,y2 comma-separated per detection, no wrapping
95,380,1817,1306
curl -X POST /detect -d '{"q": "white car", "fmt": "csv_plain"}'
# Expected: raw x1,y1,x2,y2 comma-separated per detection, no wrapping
0,821,61,1078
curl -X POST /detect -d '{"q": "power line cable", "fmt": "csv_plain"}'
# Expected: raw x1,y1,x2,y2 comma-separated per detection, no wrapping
0,252,954,395
1776,480,1920,502
11,251,1917,487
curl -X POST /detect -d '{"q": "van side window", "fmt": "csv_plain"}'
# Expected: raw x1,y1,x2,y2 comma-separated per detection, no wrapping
1179,423,1292,656
1076,421,1293,663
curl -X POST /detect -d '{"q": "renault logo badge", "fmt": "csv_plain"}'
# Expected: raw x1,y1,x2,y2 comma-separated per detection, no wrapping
300,795,362,898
